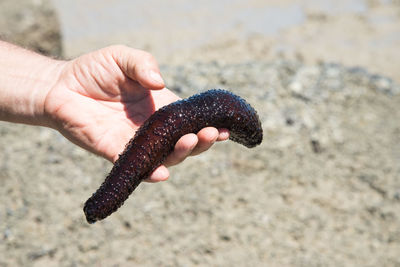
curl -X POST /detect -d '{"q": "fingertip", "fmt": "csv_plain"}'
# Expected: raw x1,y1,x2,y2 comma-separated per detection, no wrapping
217,128,230,141
179,133,199,150
112,46,165,90
197,127,219,143
146,70,165,89
146,165,170,183
163,133,198,166
111,154,119,163
135,69,165,90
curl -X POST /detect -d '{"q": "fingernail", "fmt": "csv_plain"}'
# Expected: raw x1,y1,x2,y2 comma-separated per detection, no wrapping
148,70,164,85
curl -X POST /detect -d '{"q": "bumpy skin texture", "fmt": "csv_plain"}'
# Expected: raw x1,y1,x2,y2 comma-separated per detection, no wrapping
83,89,263,223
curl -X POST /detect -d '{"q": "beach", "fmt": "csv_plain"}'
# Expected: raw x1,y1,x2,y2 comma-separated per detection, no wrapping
0,0,399,266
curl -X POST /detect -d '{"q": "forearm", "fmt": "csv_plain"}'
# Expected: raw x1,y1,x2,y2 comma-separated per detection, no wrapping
0,41,64,126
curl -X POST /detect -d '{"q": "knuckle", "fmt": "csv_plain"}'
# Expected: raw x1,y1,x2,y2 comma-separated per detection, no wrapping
139,50,156,62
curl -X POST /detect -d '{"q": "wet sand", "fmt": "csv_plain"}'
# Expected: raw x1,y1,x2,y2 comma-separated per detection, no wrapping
53,0,400,82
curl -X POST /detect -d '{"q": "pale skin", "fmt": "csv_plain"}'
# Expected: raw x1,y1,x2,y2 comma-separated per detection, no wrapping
0,41,229,182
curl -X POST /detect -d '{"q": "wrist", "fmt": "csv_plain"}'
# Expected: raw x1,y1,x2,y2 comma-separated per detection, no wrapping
0,41,66,126
32,59,67,127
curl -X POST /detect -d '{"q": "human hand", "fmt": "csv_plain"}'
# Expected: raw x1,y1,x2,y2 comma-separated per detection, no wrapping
43,45,229,182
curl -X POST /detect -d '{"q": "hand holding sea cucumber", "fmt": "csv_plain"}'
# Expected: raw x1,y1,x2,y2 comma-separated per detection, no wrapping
0,42,260,224
42,45,229,182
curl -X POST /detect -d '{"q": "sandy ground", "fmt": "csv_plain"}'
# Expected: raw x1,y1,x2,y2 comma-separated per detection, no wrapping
0,0,62,57
0,0,400,266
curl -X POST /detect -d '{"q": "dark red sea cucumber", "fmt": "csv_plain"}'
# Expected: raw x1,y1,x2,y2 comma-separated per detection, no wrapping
83,89,263,223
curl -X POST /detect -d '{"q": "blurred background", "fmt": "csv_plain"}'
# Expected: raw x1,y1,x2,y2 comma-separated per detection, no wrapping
0,0,399,266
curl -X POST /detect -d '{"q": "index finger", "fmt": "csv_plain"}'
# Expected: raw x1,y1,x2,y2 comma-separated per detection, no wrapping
111,45,165,90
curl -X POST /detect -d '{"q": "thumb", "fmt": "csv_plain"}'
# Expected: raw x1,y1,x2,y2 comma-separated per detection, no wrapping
111,45,165,90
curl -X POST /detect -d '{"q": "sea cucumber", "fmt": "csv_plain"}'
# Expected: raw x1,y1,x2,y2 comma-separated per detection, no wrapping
83,89,263,223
